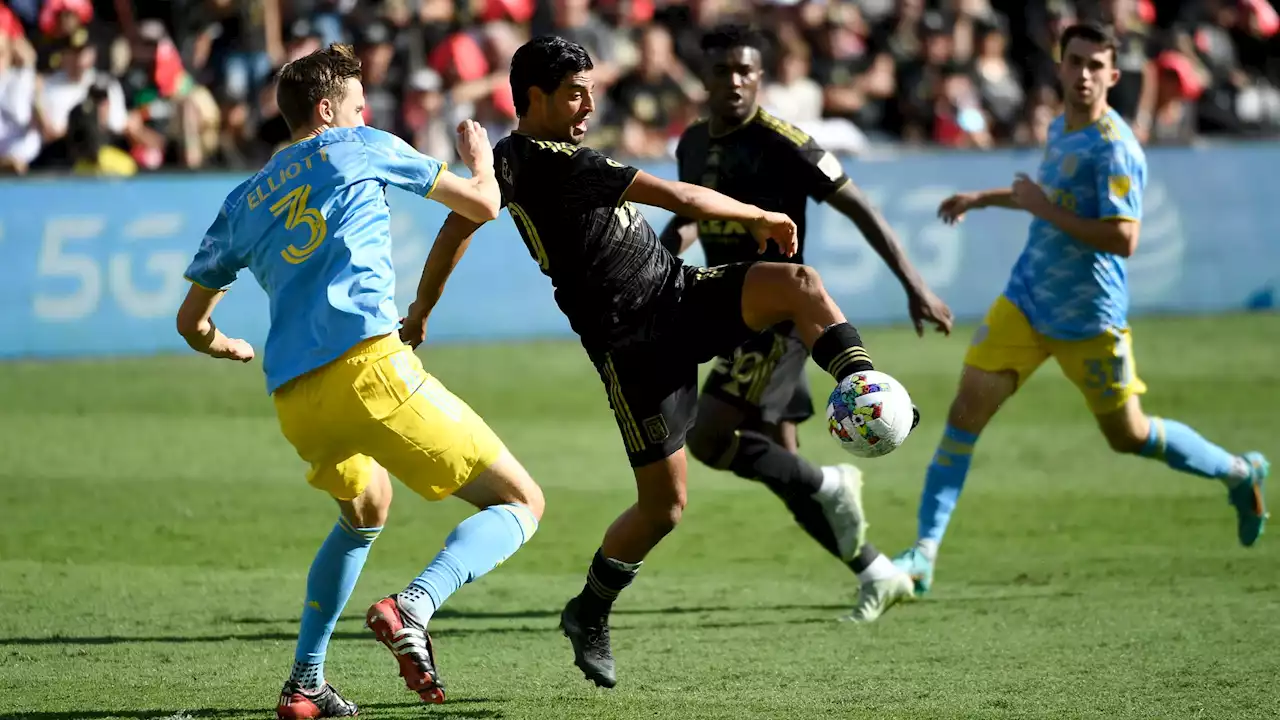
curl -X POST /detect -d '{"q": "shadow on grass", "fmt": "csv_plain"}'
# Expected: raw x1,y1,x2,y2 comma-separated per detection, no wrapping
0,592,1081,647
0,699,500,720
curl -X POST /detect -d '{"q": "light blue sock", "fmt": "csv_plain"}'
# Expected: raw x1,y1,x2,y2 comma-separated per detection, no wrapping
291,516,381,689
398,503,538,624
1140,416,1244,484
917,424,980,548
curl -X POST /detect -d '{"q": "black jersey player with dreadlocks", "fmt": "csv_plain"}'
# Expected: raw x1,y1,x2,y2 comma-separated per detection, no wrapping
662,25,954,623
402,36,918,689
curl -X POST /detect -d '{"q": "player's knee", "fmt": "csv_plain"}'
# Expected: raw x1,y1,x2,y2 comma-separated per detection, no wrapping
648,497,686,533
686,420,734,469
785,264,827,305
1100,419,1147,455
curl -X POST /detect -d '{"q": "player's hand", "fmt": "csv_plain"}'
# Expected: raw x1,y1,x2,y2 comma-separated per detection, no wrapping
937,192,977,225
907,287,954,337
455,119,493,175
400,302,430,349
214,337,255,363
1011,173,1050,215
748,211,798,257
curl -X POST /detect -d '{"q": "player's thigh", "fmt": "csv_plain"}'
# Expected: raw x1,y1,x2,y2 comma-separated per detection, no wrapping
594,342,698,469
699,327,801,422
453,447,546,521
273,363,379,502
1050,326,1149,417
352,347,507,501
962,295,1051,389
687,391,752,467
673,262,761,363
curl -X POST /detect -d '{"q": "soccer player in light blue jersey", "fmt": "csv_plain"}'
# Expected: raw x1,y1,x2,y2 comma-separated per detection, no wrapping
891,23,1269,598
175,44,545,718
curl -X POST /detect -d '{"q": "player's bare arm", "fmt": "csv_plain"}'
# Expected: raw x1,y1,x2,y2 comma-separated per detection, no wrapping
826,182,953,336
658,215,698,256
937,188,1020,224
402,211,487,348
624,171,797,256
175,284,255,362
1010,173,1141,256
426,120,501,224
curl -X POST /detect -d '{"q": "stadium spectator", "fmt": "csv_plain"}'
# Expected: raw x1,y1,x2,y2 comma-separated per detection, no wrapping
3,0,1277,173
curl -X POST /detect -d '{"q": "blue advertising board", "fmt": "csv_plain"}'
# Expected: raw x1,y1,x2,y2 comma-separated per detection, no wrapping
0,144,1275,358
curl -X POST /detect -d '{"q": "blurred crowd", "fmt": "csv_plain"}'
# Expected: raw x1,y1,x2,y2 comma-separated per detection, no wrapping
1,0,1278,176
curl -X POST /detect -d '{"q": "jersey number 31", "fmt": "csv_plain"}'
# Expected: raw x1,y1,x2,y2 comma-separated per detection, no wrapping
273,184,328,265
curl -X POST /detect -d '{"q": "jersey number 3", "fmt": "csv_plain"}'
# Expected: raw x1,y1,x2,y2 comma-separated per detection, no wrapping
274,184,328,264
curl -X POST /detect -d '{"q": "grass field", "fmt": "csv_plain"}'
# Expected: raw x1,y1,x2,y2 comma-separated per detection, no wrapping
1,313,1278,720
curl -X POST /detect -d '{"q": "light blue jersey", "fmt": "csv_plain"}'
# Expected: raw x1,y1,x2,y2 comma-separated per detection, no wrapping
1004,109,1146,341
183,126,446,393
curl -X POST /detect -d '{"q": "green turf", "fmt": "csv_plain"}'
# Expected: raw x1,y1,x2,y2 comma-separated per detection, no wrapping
1,313,1277,720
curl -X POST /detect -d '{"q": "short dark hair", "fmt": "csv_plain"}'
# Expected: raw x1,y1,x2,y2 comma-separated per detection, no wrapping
1058,22,1118,64
700,23,769,56
509,36,594,118
276,43,362,132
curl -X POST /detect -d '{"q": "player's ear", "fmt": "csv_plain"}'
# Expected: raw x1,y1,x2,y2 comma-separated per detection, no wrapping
317,97,335,124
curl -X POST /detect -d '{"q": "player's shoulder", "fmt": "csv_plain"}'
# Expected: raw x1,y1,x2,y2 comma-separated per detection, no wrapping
1091,110,1145,162
752,108,815,149
678,117,710,144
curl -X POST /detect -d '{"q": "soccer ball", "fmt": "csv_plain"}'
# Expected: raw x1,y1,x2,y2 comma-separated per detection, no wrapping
826,370,918,458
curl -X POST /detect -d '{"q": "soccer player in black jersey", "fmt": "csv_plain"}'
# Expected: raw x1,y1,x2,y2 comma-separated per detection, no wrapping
660,25,954,624
402,36,916,689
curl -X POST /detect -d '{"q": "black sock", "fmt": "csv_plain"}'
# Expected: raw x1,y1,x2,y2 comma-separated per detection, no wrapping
726,430,824,495
576,548,640,620
847,542,881,575
752,473,844,560
811,322,873,381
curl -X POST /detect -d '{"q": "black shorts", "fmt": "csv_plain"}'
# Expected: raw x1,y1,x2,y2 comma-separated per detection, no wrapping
701,323,814,426
589,263,760,468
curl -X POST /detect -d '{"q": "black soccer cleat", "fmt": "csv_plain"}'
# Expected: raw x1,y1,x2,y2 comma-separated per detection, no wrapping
276,680,358,719
559,596,617,688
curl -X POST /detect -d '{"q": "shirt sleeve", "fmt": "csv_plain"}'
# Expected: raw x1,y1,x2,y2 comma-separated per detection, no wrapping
184,204,241,291
361,127,448,198
783,134,851,203
1095,140,1144,221
564,146,640,209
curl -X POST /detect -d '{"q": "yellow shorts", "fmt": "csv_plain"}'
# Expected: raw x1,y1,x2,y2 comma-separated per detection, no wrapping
272,333,505,501
964,295,1148,415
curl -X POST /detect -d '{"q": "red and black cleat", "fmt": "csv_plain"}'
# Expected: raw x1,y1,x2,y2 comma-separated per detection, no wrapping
276,681,358,719
366,595,446,704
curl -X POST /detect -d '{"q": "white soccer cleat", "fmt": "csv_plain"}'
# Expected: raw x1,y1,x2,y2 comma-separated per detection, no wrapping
839,571,915,623
817,464,868,562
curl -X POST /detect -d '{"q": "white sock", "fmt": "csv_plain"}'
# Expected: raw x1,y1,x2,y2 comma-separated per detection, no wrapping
1226,456,1252,486
857,553,901,583
915,538,939,564
815,466,843,502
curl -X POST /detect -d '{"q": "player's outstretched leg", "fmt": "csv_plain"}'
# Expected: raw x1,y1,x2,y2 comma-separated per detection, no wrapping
366,450,543,704
278,467,392,720
687,395,869,561
562,452,687,689
894,365,1017,597
686,397,911,620
1096,398,1269,547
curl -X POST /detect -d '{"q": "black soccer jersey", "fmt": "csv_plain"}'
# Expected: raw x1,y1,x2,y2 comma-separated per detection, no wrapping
675,109,851,267
494,132,680,350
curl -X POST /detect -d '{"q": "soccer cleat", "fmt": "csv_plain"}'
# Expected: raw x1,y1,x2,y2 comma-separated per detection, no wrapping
1230,452,1269,547
559,596,617,688
839,571,916,623
365,596,446,704
276,680,358,719
891,547,935,597
817,464,868,562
